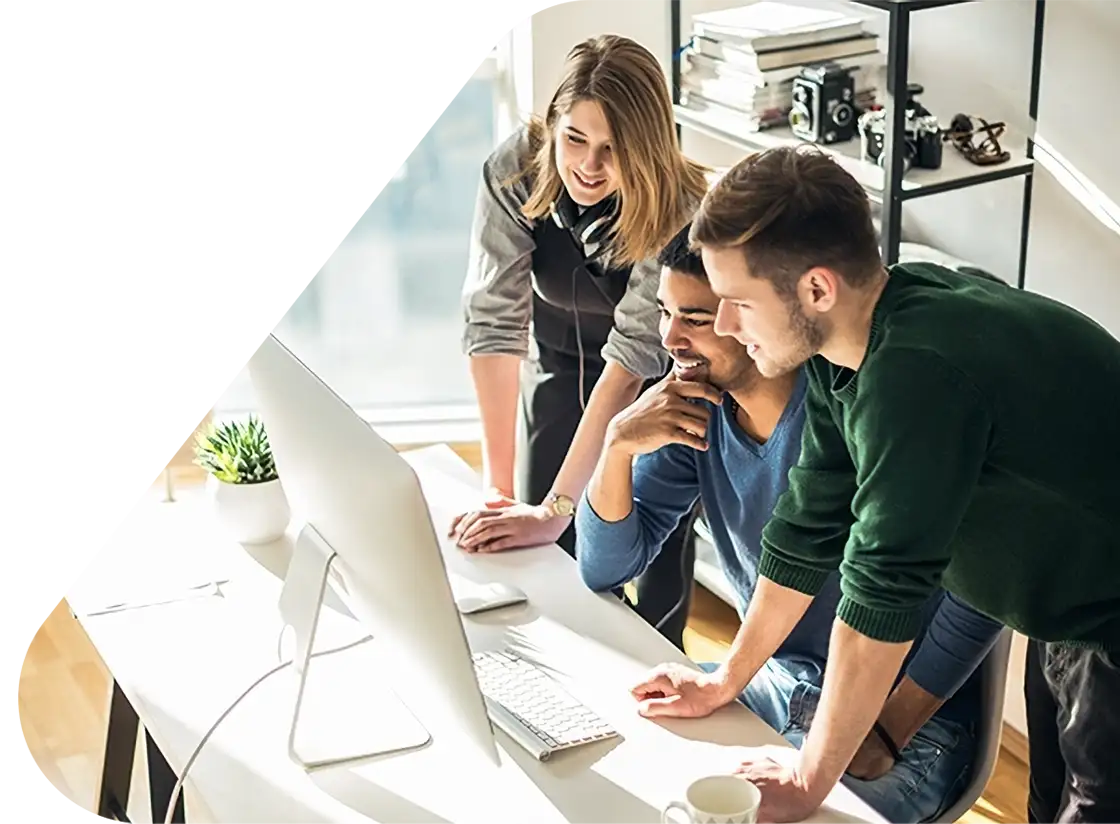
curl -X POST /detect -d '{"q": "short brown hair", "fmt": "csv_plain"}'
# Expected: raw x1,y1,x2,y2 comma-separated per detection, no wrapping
510,35,710,267
690,145,881,294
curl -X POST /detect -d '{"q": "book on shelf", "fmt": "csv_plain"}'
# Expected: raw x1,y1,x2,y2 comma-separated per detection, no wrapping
679,89,790,134
685,49,884,89
681,68,877,118
679,86,876,136
691,2,868,53
692,32,880,74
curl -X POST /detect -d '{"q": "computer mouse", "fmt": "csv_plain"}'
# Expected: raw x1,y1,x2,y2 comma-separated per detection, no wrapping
454,581,529,615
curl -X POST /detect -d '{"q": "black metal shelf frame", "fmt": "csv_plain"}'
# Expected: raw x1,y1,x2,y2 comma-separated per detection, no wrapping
670,0,1047,289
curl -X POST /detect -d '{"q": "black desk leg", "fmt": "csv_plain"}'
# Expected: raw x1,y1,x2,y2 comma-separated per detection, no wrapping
97,679,185,823
98,680,139,821
147,729,185,823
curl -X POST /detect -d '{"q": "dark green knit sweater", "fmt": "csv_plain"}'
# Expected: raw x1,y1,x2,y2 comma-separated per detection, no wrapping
758,262,1120,651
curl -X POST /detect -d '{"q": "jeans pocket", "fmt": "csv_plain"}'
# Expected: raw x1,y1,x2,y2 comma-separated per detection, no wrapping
893,718,968,799
909,717,965,755
784,680,823,735
891,731,946,796
1043,642,1076,690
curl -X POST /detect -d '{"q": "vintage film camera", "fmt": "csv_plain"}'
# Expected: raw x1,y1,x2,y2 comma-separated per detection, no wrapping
858,83,943,172
788,62,858,145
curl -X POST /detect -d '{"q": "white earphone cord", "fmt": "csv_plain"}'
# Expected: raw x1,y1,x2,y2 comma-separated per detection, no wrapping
570,265,587,413
161,634,373,824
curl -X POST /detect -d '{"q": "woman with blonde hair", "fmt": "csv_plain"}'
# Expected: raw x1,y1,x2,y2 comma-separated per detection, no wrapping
450,34,710,645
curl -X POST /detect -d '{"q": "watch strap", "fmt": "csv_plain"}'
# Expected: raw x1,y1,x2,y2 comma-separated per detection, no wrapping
871,721,903,762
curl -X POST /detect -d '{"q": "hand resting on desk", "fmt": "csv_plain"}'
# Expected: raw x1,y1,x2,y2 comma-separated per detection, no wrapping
629,661,897,821
630,661,739,719
448,501,569,553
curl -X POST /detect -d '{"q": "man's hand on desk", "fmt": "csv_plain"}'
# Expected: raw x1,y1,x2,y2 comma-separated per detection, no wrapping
733,749,822,824
629,662,737,719
449,503,569,553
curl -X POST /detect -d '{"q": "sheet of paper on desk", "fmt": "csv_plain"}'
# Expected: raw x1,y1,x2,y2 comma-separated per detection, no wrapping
80,578,231,616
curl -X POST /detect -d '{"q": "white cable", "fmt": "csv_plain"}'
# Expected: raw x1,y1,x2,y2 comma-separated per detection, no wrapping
162,633,373,824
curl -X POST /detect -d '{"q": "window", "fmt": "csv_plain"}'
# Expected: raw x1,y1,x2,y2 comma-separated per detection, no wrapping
213,45,516,443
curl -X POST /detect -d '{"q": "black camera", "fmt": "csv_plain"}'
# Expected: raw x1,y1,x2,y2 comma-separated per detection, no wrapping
858,83,943,172
789,62,858,145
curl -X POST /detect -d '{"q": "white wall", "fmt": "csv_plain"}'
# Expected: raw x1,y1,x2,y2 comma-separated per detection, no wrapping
510,0,672,118
1023,0,1120,336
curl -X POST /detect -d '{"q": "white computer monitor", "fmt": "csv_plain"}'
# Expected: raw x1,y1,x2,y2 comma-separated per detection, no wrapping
246,333,501,771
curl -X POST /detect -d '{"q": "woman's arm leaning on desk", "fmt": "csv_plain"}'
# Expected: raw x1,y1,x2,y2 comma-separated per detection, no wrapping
459,130,536,502
468,353,521,501
453,254,679,553
453,361,645,552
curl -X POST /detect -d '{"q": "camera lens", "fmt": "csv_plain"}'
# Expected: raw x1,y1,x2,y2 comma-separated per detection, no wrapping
789,104,809,130
833,103,853,126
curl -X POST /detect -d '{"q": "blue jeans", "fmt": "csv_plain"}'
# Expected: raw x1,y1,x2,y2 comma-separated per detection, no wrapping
699,661,976,823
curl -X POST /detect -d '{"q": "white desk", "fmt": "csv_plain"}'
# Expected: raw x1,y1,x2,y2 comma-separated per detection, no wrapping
68,445,883,824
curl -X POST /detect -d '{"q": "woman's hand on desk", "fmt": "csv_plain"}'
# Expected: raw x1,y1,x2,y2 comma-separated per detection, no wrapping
483,487,517,509
629,662,737,719
449,503,569,553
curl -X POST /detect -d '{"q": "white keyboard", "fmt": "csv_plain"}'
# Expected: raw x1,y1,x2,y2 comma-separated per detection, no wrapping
472,649,619,761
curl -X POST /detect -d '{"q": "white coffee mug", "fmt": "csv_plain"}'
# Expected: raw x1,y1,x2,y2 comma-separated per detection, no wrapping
662,775,762,824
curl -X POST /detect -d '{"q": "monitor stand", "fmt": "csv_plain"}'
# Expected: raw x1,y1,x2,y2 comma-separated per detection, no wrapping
278,522,431,771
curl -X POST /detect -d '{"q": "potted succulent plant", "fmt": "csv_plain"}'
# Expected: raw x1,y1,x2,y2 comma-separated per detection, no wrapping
193,414,291,544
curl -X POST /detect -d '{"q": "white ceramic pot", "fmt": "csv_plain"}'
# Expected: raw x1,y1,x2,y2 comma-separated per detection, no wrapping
206,475,292,545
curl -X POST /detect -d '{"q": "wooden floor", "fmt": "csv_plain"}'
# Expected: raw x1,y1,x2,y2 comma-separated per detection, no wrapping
19,471,1029,822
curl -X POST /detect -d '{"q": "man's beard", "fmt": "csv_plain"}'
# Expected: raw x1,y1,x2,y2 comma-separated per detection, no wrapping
716,355,761,396
760,298,825,378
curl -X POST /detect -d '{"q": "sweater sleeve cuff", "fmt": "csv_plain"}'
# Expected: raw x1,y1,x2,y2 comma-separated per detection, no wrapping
574,492,642,593
836,595,926,644
757,549,832,597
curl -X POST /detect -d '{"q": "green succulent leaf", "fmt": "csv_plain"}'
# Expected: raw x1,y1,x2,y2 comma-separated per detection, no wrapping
192,414,280,484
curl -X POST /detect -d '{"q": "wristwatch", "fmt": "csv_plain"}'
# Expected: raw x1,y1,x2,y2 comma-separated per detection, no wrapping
543,491,576,517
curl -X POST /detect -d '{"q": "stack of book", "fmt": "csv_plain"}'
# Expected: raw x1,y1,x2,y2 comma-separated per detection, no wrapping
680,1,885,134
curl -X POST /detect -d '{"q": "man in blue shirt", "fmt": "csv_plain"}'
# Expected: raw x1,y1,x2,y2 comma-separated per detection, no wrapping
575,225,1005,824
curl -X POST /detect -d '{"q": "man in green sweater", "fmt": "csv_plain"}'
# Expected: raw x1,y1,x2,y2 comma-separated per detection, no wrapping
626,145,1120,823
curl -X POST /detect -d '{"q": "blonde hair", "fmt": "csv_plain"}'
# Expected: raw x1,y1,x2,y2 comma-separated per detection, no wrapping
510,35,710,267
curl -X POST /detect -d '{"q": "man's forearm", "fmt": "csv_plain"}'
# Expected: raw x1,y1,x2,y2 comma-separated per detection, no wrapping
875,676,943,750
586,442,636,523
550,361,642,501
720,576,814,696
797,621,913,806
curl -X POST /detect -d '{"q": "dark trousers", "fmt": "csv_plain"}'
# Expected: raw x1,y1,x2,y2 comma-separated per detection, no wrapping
515,353,696,651
1025,639,1120,822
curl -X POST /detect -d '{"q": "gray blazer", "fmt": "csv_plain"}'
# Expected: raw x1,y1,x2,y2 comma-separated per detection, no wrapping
460,125,678,381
